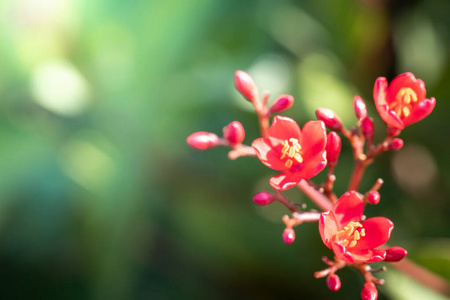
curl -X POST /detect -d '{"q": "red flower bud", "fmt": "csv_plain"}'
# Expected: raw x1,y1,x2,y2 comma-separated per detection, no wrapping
282,227,295,245
223,121,245,145
385,246,408,262
252,192,276,206
366,191,380,205
326,131,341,167
316,108,343,131
361,282,378,300
187,132,220,150
361,117,374,141
327,274,341,292
234,70,258,102
354,95,367,120
269,94,294,113
389,138,404,151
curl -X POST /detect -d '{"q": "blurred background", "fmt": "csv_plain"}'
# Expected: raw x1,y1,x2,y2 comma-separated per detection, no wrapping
0,0,449,299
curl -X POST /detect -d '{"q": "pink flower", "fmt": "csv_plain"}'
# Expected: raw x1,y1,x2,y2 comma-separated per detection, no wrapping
319,191,394,263
373,72,435,129
252,116,327,190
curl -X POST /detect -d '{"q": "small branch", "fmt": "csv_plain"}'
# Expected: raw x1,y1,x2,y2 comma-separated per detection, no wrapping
322,168,338,204
273,190,299,213
296,180,333,211
228,145,256,160
347,159,367,191
369,178,384,192
292,211,321,223
351,262,385,285
314,256,346,278
253,93,270,138
391,258,450,297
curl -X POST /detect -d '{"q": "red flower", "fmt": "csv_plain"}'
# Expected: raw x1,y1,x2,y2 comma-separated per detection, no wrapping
252,116,327,190
319,191,394,263
374,72,435,129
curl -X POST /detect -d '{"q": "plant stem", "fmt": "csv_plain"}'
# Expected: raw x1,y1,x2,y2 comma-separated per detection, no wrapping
347,160,367,191
297,180,333,211
391,258,450,296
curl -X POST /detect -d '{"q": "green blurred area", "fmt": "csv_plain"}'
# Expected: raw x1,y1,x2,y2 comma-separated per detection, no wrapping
0,0,449,299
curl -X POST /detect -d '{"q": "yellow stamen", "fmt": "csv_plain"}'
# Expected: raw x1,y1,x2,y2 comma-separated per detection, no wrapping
290,138,302,151
288,147,296,158
346,226,355,237
294,153,303,163
280,138,303,168
396,87,418,104
391,87,418,118
337,221,364,249
285,159,293,168
402,106,411,117
280,141,289,159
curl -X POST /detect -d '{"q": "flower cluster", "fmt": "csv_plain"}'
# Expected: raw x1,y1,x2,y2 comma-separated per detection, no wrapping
187,70,434,299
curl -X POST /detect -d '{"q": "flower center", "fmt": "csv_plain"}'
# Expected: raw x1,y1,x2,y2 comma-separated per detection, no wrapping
389,87,418,118
280,138,303,169
335,221,365,248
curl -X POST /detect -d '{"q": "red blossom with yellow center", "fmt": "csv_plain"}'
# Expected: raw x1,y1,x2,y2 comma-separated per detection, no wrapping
319,191,394,263
252,116,327,190
373,72,435,130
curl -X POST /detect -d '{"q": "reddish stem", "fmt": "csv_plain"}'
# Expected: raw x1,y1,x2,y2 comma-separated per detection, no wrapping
347,160,367,191
391,258,450,296
254,92,270,138
296,180,333,211
228,145,256,160
274,190,299,213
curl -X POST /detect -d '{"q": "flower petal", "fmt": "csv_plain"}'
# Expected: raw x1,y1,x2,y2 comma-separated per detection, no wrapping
300,121,327,160
387,72,426,104
402,97,436,127
373,77,388,106
269,172,303,191
331,242,355,263
268,116,302,144
352,217,394,250
333,191,364,227
376,104,405,129
252,138,287,171
319,211,338,249
349,248,386,263
300,151,327,179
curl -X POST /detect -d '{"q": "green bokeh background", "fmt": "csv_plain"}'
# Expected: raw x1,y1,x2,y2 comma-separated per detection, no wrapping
0,0,449,299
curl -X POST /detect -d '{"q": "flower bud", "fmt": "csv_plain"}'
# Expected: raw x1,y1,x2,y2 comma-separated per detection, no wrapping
269,94,294,113
234,70,258,102
361,282,378,300
315,108,343,131
327,274,341,292
223,121,245,145
366,191,380,205
384,246,408,262
326,131,341,167
252,192,276,206
361,117,374,141
187,132,220,150
389,138,404,151
354,95,367,120
282,227,295,245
